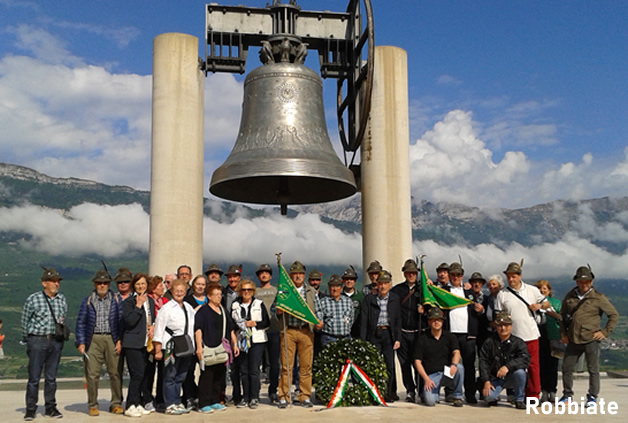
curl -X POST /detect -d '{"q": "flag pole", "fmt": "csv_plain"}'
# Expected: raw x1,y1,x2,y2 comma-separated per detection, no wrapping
276,253,293,407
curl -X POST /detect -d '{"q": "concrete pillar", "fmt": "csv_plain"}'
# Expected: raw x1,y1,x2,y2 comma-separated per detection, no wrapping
361,46,413,284
149,33,204,277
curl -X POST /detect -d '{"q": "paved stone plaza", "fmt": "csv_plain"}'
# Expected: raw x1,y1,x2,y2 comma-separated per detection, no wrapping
1,375,626,423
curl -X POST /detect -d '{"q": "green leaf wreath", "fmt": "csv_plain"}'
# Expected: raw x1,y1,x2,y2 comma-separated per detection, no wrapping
313,338,388,406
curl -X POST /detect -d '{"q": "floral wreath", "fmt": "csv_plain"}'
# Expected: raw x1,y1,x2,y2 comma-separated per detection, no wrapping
313,338,388,407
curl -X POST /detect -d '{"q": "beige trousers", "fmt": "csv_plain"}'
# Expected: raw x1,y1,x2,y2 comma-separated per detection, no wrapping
85,334,122,408
278,327,314,402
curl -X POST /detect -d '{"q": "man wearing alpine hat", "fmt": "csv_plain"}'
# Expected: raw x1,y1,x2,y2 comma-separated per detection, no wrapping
559,265,618,407
479,311,530,409
495,261,549,400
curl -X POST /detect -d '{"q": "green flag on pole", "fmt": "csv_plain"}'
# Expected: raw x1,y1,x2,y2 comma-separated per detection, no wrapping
276,263,320,325
421,263,472,310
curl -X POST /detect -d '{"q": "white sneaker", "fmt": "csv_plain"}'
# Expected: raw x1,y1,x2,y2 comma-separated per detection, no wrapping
136,405,152,415
124,405,142,417
143,402,155,413
165,405,183,415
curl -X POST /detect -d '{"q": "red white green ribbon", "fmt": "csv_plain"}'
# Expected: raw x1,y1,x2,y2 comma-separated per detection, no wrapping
326,359,387,408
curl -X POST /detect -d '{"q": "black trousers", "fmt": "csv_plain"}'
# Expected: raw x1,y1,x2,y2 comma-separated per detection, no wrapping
125,348,148,408
446,334,476,401
199,363,227,407
144,355,164,406
396,331,420,395
182,356,198,404
370,328,397,399
539,325,559,393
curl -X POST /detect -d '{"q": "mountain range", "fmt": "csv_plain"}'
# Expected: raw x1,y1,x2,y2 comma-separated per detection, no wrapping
0,161,626,360
3,161,628,254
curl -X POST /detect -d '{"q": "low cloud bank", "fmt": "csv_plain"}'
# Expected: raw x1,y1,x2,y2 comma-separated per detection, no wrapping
1,202,626,280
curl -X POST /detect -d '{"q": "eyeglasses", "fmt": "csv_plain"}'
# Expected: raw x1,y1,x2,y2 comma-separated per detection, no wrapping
117,281,130,284
95,282,110,286
240,288,254,292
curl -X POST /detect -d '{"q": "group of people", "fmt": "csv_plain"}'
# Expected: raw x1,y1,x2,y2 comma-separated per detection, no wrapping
20,258,619,420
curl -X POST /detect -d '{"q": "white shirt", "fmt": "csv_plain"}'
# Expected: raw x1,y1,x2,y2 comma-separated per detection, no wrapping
152,300,196,345
495,282,544,341
448,286,468,333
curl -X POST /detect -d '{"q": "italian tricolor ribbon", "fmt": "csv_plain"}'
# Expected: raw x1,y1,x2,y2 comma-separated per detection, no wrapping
326,359,387,408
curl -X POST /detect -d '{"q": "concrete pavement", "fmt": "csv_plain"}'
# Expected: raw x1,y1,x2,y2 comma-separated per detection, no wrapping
1,376,627,423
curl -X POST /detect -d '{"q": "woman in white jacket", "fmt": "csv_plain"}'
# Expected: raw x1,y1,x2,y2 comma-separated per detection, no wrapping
231,279,270,409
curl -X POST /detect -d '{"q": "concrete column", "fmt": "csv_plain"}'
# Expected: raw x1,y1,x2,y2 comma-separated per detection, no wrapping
361,46,413,284
149,33,204,277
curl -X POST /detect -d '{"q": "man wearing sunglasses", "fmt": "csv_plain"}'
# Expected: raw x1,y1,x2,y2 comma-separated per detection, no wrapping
76,269,123,416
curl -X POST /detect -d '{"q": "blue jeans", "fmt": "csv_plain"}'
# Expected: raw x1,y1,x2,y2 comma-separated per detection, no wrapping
163,356,192,407
26,336,64,412
422,364,464,406
484,368,526,402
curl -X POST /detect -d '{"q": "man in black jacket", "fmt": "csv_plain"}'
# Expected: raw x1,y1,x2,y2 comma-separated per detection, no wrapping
479,311,530,409
391,259,424,403
360,270,401,402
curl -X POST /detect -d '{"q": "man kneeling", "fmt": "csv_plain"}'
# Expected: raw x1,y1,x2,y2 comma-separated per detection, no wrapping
479,311,530,409
414,307,464,407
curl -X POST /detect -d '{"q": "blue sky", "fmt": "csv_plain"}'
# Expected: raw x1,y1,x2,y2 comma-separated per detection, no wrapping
1,0,627,209
2,1,628,277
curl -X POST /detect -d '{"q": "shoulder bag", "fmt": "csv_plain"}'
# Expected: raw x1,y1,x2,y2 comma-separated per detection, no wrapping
165,304,194,358
44,292,70,342
202,305,229,366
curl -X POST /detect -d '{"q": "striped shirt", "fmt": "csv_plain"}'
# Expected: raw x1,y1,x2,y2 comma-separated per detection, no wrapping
21,291,68,339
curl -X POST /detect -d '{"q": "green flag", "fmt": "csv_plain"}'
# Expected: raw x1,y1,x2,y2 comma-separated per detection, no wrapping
421,264,472,310
276,263,320,325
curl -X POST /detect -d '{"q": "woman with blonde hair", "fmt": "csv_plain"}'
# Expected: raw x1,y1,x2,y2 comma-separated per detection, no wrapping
231,279,270,409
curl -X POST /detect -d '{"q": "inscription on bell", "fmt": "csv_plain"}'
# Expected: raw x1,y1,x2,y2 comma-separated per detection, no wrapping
277,82,297,103
234,124,328,152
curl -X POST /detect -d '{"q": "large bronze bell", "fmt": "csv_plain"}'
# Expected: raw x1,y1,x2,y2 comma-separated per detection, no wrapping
210,61,357,213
